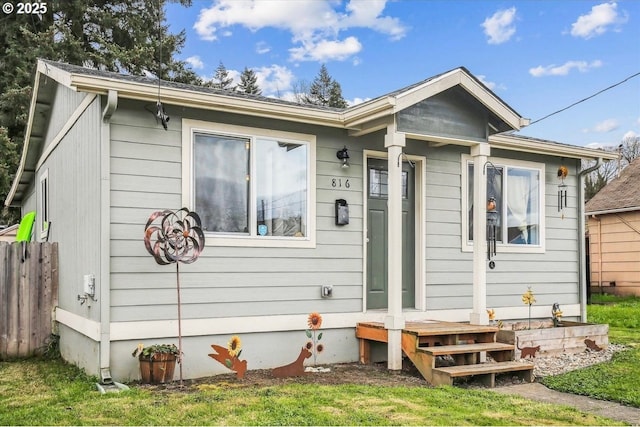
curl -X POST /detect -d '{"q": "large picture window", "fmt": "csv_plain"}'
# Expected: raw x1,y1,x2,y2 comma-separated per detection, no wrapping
463,156,544,251
184,120,315,247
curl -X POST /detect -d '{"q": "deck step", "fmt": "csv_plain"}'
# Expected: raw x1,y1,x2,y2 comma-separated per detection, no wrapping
418,342,514,356
432,361,534,387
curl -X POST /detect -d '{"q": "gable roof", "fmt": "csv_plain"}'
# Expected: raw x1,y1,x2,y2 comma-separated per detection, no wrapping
37,59,526,133
4,59,619,207
585,157,640,215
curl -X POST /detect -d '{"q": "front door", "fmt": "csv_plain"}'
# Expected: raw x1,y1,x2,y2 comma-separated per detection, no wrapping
366,158,416,309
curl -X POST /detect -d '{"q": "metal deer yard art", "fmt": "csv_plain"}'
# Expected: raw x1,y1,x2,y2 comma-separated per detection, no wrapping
144,208,205,385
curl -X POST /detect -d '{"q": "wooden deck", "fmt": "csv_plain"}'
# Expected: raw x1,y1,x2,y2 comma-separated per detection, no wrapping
356,320,534,387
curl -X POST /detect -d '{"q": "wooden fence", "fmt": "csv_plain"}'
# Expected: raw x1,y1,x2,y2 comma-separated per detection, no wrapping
0,242,58,359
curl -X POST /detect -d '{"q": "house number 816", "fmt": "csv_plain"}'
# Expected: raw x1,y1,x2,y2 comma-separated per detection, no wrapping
331,178,350,188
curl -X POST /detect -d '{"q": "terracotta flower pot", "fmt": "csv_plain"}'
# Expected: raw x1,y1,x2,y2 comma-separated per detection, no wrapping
139,353,177,384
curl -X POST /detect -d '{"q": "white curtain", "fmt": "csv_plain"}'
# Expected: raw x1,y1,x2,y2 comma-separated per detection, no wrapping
507,175,530,242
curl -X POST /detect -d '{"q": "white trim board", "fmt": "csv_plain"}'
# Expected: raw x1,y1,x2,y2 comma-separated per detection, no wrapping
56,305,580,342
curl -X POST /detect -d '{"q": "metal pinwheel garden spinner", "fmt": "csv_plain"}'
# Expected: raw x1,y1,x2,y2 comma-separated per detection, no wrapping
144,208,205,385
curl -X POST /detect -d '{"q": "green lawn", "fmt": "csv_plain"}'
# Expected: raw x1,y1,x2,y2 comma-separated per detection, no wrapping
2,294,638,425
541,295,640,407
0,359,622,426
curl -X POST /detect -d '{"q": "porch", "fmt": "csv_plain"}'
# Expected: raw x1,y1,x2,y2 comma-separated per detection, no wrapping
356,320,534,387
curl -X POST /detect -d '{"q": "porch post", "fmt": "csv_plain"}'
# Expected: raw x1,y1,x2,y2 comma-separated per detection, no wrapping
470,143,490,325
385,127,406,370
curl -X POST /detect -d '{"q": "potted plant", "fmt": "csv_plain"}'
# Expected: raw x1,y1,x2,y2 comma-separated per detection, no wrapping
132,343,180,384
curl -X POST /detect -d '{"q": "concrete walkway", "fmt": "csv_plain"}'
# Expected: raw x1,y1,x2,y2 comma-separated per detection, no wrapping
493,382,640,426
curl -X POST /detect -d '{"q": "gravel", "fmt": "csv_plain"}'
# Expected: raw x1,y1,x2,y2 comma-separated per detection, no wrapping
531,344,627,378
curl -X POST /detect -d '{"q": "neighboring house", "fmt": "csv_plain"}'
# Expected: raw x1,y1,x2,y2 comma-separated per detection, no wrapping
0,224,18,242
4,59,616,381
586,157,640,296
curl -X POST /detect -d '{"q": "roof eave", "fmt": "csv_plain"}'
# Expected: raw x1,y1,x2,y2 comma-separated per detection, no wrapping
4,64,48,207
69,75,346,128
489,134,620,160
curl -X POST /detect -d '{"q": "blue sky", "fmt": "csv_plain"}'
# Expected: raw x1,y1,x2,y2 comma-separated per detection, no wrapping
165,0,640,149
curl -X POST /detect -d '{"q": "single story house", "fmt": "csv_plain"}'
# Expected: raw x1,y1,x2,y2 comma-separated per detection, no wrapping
4,59,617,381
586,157,640,296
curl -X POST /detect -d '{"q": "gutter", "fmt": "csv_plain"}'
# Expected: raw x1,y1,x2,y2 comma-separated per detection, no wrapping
585,206,640,216
578,157,603,321
97,90,124,392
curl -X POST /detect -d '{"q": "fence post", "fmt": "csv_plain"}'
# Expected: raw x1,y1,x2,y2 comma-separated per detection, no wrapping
0,242,58,359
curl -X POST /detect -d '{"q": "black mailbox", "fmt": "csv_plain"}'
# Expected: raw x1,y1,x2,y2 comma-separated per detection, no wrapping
335,199,349,225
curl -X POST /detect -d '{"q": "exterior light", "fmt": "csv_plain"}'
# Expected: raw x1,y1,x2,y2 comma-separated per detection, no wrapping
336,146,350,168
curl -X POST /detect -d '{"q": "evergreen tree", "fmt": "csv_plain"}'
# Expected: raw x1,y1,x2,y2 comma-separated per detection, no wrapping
584,170,608,202
209,61,235,90
0,127,19,224
328,80,348,108
0,0,200,224
303,64,347,108
237,67,261,95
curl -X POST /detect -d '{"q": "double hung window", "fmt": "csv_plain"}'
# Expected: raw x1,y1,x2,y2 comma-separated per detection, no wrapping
183,120,315,247
463,155,544,251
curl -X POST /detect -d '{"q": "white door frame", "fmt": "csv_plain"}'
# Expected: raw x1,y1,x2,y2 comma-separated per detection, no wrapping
362,149,426,312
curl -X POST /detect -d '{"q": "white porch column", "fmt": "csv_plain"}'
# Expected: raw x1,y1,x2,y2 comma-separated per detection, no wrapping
384,127,406,370
470,143,491,325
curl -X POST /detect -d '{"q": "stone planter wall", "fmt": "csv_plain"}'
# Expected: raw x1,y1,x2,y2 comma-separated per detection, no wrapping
496,321,609,359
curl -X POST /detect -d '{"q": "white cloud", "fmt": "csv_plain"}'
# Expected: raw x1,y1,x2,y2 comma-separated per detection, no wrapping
585,142,606,149
254,64,296,97
349,97,371,106
477,75,496,90
623,130,638,140
289,36,362,62
256,41,271,55
570,2,628,39
482,7,517,45
476,75,508,92
529,60,603,77
593,119,619,133
193,0,407,62
185,55,204,70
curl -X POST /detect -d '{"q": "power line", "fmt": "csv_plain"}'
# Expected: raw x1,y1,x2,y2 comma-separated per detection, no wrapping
529,71,640,126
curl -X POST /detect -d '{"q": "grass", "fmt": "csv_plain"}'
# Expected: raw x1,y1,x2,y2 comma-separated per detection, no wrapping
0,359,622,426
2,294,638,425
541,294,640,407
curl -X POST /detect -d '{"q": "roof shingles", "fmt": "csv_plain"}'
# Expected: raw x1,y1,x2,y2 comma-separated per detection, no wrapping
585,157,640,213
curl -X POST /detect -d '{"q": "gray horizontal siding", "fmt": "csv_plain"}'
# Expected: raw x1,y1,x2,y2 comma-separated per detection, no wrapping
105,100,583,320
423,145,471,309
420,145,582,311
108,101,365,322
39,92,102,319
110,271,361,289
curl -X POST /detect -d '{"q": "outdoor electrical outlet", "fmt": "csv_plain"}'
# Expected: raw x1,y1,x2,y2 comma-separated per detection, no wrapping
321,285,333,298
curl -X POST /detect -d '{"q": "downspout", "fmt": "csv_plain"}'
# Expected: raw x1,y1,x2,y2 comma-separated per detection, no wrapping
99,90,117,386
578,157,602,322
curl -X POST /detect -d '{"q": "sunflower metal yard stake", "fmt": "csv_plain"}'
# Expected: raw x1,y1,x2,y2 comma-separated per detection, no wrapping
144,208,205,386
305,312,324,366
521,287,536,330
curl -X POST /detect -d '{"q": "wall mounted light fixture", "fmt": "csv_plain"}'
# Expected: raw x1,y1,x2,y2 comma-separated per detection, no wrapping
336,146,350,168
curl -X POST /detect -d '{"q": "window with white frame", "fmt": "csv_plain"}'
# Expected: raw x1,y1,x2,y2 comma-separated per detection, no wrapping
463,156,544,250
39,169,50,239
183,120,315,247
